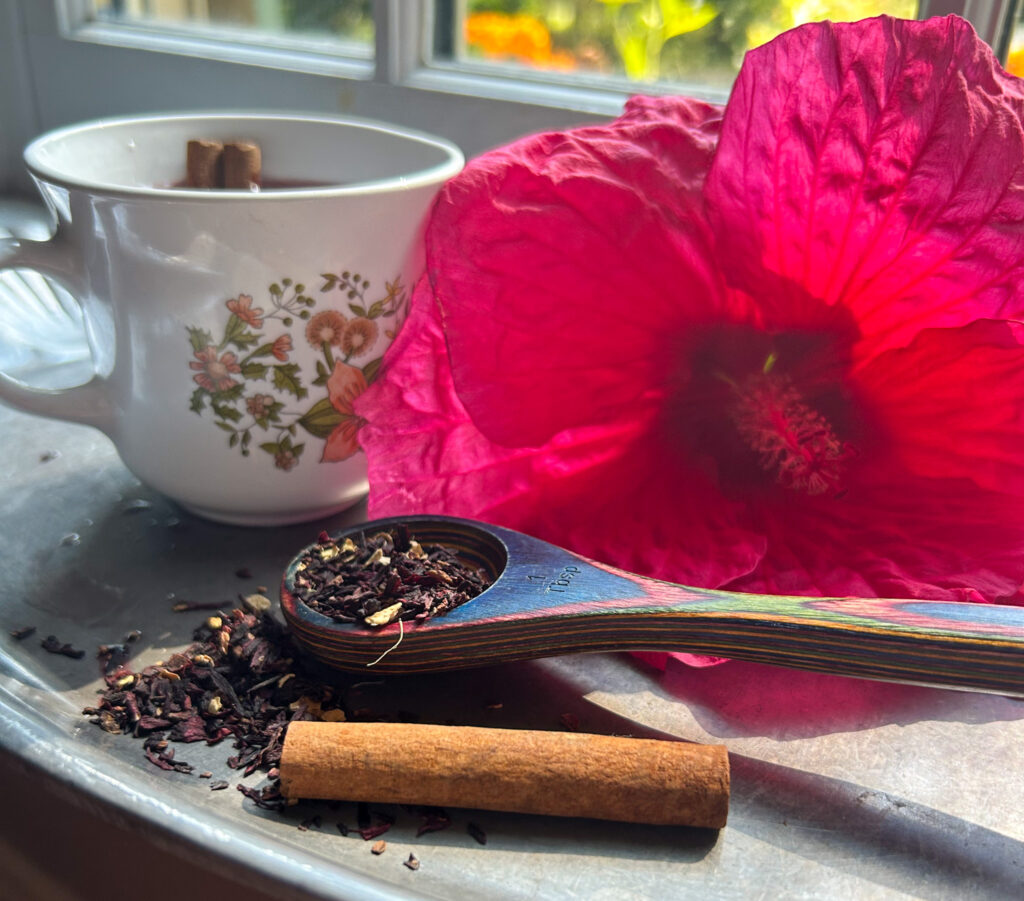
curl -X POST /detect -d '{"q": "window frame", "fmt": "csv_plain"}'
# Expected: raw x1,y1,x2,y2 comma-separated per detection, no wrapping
0,0,1017,194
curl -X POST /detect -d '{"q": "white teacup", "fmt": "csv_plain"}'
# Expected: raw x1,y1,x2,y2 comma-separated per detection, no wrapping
0,112,463,525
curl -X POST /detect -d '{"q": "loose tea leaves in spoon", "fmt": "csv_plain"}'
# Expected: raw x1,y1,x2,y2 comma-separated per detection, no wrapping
291,525,493,627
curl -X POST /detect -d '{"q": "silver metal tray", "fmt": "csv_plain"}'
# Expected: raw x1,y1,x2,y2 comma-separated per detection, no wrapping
3,403,1024,900
2,206,1023,899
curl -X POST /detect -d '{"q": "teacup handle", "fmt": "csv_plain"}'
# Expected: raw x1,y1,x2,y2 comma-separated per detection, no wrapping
0,232,114,432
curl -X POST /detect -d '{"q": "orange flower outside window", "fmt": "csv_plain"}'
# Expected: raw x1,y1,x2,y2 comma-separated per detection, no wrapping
465,12,575,70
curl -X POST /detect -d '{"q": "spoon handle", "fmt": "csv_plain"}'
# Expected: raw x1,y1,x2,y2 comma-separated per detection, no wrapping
567,581,1024,694
458,547,1024,694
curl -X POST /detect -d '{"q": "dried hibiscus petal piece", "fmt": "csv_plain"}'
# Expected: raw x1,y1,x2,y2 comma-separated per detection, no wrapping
41,634,85,659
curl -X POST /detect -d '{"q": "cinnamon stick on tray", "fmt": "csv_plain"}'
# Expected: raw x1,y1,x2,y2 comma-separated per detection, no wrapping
280,721,730,829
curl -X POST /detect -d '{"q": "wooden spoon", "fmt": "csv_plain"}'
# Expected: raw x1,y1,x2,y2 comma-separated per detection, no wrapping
280,515,1024,694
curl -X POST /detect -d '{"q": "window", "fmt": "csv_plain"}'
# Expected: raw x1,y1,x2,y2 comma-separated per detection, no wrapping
91,0,374,57
1003,0,1024,75
447,1,919,91
0,1,1020,193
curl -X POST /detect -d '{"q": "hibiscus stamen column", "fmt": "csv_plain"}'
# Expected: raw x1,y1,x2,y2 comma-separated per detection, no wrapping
729,368,849,497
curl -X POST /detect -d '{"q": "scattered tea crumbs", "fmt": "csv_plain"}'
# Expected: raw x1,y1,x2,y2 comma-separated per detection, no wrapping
171,600,224,613
416,807,452,837
237,782,287,811
97,630,142,673
559,713,580,731
41,635,85,659
242,593,273,615
83,596,494,856
143,737,192,773
83,606,343,789
360,810,395,841
290,524,492,627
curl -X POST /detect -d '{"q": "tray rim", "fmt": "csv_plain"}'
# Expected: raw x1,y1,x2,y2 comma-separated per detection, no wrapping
0,677,433,901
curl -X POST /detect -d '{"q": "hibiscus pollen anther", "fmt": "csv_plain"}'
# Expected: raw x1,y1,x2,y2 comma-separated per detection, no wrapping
730,373,848,496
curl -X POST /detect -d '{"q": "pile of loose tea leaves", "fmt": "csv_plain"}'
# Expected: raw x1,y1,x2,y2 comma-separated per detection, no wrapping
292,525,493,627
83,597,343,805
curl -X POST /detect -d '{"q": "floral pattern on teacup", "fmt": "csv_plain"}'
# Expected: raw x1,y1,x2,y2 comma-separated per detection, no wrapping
187,270,408,470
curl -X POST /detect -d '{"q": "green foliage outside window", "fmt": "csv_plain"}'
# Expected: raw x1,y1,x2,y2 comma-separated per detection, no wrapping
464,0,917,87
280,0,372,42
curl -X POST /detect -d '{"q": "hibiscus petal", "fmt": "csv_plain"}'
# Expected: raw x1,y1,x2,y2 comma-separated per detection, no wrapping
857,319,1024,497
727,470,1024,604
431,95,733,448
356,277,764,592
707,15,1024,355
357,277,549,515
482,431,766,593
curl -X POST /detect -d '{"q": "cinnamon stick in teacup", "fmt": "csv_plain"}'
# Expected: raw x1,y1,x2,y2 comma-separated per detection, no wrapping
222,140,261,189
185,139,261,189
280,721,729,828
186,139,223,188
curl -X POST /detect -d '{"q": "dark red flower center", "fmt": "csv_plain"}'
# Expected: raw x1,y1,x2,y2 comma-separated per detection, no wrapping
664,323,862,498
727,365,850,496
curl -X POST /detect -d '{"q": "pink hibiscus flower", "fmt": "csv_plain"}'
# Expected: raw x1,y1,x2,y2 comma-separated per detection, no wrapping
226,293,264,328
190,346,242,393
356,16,1024,619
323,362,368,462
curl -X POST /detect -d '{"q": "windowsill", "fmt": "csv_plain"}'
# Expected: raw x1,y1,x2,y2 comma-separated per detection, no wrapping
69,21,374,81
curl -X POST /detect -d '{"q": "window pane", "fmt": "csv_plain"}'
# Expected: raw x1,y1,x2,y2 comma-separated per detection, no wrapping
91,1,374,47
447,1,919,90
1004,3,1024,76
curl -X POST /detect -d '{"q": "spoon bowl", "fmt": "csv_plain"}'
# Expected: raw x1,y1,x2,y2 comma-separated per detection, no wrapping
280,515,1024,695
